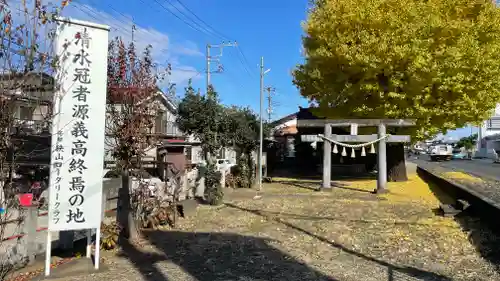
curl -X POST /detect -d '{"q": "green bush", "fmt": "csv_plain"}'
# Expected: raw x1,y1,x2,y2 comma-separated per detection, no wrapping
204,163,224,205
233,153,255,188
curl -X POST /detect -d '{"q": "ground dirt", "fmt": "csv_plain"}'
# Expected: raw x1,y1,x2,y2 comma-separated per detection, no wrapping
9,171,500,281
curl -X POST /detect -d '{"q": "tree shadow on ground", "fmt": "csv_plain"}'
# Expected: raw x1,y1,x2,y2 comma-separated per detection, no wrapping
270,178,378,194
117,238,171,281
268,169,377,182
272,180,320,191
334,184,376,194
224,203,452,281
267,169,322,180
417,168,500,274
225,204,457,229
142,229,339,281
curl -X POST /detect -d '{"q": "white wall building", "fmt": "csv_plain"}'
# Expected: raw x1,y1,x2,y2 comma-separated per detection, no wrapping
475,103,500,159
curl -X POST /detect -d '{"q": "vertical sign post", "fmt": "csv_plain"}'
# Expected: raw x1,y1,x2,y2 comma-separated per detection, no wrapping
45,18,109,276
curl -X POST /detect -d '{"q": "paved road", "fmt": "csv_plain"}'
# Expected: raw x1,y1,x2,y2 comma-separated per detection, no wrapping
411,156,500,182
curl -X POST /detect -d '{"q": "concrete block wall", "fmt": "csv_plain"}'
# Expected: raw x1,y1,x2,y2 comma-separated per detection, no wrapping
0,179,122,268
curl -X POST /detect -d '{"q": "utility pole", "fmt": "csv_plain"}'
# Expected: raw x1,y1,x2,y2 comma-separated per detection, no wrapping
258,57,271,191
205,41,237,94
132,24,136,43
265,86,276,122
206,44,210,94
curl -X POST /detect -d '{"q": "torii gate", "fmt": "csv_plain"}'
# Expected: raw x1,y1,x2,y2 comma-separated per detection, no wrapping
299,119,415,193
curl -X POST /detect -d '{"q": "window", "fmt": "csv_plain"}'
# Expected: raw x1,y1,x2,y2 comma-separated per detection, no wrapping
166,121,176,135
217,148,225,158
487,118,500,129
286,136,296,157
19,106,34,120
155,114,163,134
185,147,192,162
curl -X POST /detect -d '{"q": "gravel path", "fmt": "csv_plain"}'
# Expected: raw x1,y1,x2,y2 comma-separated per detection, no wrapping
35,175,500,281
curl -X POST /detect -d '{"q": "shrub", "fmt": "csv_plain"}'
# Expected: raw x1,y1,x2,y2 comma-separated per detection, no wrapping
234,153,255,188
100,222,121,250
204,163,224,205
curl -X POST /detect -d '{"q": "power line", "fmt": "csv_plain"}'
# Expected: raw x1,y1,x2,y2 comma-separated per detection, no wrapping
73,1,133,37
77,0,256,90
236,46,257,77
163,0,224,40
171,0,231,41
146,0,221,39
65,2,201,90
229,48,255,79
142,0,258,79
81,0,133,28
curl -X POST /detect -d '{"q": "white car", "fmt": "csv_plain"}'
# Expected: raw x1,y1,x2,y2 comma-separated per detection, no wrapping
216,159,236,172
428,144,453,161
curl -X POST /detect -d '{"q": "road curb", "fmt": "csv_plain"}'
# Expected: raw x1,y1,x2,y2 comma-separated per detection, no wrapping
417,165,500,211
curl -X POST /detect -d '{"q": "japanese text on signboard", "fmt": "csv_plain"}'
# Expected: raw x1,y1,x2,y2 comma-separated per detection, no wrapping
66,28,92,225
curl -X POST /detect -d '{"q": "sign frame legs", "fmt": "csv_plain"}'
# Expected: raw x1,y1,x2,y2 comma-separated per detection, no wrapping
94,225,101,269
322,124,332,190
86,229,92,258
44,231,52,276
44,227,101,276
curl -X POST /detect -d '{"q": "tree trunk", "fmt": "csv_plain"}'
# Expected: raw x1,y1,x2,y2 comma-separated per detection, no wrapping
117,168,139,243
386,143,408,182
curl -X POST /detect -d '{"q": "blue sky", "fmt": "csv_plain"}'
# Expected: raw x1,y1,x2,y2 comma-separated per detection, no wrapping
60,0,310,121
11,0,476,139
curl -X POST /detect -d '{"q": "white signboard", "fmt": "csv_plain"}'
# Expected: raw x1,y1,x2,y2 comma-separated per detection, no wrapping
48,18,109,231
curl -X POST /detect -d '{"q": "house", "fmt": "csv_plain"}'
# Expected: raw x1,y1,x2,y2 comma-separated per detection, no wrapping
104,89,195,179
270,112,298,159
0,72,54,170
475,103,500,159
1,73,206,182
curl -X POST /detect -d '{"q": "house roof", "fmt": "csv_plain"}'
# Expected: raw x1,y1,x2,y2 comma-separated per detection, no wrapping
107,86,157,104
274,125,298,136
271,107,324,136
271,112,298,127
297,106,323,120
156,92,178,113
0,72,55,91
108,87,178,113
485,133,500,141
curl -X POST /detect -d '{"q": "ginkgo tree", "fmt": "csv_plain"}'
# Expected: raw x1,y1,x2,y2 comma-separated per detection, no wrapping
293,0,500,181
